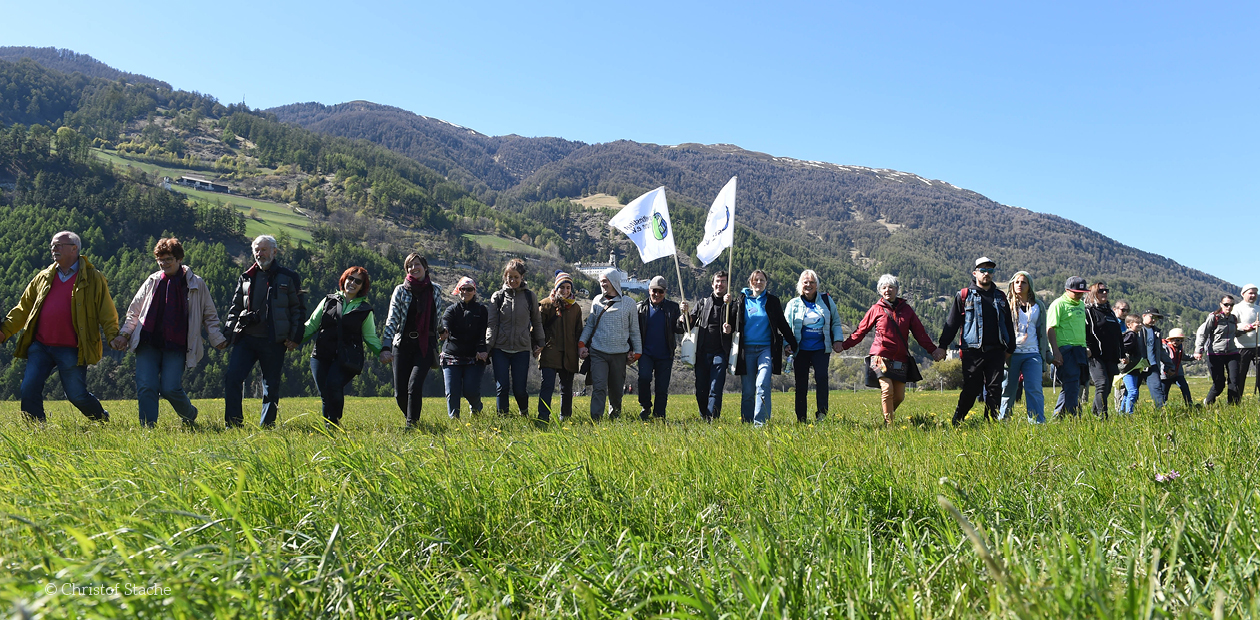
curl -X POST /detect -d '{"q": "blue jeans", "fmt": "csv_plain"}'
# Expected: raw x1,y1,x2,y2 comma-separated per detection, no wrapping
136,343,196,426
1054,345,1089,416
1141,368,1166,409
224,335,287,427
311,357,353,425
638,355,673,419
442,363,486,419
538,367,573,421
491,349,530,414
1120,373,1141,413
1000,352,1044,423
20,341,108,422
694,351,729,420
741,345,773,424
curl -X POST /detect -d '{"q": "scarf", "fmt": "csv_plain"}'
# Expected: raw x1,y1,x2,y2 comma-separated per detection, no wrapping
553,275,576,307
142,268,188,351
407,273,434,352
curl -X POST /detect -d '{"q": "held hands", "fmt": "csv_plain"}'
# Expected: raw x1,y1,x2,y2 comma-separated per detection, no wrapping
475,351,489,363
628,352,640,363
578,346,589,359
932,348,947,362
284,339,299,351
1194,352,1203,361
832,342,843,354
214,340,228,350
109,334,129,351
379,350,394,364
533,346,543,358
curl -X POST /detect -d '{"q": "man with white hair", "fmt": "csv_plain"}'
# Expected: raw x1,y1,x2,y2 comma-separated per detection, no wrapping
578,268,642,420
636,275,685,420
1232,284,1260,396
222,235,306,428
1,231,119,422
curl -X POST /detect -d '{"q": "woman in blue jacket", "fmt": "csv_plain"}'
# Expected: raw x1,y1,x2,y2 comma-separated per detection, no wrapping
784,269,844,423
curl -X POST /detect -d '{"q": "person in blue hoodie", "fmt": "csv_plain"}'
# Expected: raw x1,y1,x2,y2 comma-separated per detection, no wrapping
726,269,798,426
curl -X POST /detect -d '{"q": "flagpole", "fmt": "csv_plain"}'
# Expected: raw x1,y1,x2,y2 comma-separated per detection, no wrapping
673,253,692,332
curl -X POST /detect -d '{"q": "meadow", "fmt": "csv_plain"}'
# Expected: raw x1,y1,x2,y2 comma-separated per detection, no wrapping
0,382,1256,618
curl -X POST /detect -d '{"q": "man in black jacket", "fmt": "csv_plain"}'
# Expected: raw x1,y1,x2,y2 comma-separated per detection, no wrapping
683,271,736,421
938,257,1016,425
637,276,686,420
223,235,306,428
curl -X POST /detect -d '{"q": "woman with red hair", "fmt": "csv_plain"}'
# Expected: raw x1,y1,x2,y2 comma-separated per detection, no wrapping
301,266,383,428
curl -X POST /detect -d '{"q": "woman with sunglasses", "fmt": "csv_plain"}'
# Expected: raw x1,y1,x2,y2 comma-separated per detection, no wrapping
302,266,382,429
1083,281,1124,418
1195,295,1242,406
440,277,489,419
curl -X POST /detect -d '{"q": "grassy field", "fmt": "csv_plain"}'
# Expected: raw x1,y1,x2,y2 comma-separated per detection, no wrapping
464,233,554,257
0,382,1257,618
92,149,312,243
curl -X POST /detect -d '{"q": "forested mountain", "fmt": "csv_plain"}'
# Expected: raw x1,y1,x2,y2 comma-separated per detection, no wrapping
269,100,1233,330
0,47,170,88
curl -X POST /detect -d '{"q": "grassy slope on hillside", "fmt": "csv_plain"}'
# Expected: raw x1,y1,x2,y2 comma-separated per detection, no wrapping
93,148,313,242
1,382,1256,618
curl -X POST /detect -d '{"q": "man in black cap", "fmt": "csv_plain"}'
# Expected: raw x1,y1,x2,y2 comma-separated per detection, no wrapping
1047,276,1090,416
1136,307,1168,409
939,257,1015,425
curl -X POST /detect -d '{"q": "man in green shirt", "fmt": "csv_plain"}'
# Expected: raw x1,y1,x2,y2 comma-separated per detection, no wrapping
1047,276,1089,416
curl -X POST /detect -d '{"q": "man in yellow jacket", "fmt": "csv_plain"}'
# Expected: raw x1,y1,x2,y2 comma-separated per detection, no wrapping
1,231,119,422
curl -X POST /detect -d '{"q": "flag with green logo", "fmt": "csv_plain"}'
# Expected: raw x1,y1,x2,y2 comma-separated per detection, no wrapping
608,186,676,263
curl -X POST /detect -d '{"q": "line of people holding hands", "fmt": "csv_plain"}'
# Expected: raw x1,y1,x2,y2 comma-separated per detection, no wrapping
2,233,1254,429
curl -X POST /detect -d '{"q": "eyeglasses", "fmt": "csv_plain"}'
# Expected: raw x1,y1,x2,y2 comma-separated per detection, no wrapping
1097,288,1109,294
1222,302,1234,307
345,276,364,285
459,286,475,292
975,268,995,274
50,243,74,250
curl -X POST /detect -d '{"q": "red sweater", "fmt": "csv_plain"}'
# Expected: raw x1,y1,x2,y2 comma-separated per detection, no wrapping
842,298,938,363
36,272,78,348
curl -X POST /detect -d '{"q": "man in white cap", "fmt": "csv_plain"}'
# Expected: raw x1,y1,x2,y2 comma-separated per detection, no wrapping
637,276,686,420
578,268,642,420
1232,284,1260,396
938,257,1016,425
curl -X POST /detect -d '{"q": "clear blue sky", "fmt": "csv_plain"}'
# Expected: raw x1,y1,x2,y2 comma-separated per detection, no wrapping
8,1,1258,286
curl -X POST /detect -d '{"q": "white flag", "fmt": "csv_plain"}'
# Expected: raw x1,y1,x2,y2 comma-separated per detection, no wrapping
608,186,676,263
696,176,736,266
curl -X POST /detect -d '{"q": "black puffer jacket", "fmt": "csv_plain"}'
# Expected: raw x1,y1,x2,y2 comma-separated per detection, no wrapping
1085,303,1124,363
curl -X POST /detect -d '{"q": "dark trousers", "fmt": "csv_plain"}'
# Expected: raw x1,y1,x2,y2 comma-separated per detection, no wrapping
1238,347,1260,395
694,350,729,420
393,345,433,424
1205,353,1241,406
954,347,1007,423
538,367,573,421
1054,345,1089,416
224,335,286,427
442,363,485,419
1163,376,1193,406
794,348,830,421
20,341,108,422
311,356,353,425
491,349,530,415
638,355,673,419
1087,358,1118,418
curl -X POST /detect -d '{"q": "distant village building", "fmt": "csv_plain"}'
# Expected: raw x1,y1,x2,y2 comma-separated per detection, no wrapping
172,175,231,193
574,250,649,293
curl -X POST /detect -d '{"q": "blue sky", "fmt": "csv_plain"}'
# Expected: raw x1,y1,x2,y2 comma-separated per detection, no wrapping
9,1,1258,286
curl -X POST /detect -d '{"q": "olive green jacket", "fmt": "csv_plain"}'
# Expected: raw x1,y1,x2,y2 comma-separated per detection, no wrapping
2,257,120,365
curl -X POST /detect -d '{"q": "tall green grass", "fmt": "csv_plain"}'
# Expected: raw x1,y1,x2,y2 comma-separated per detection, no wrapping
0,387,1256,618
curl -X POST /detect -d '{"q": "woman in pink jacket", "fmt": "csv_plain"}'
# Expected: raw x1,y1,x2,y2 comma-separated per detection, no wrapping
111,238,228,427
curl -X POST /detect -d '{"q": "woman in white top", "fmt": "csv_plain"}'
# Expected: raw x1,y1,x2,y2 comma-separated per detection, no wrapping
999,271,1051,423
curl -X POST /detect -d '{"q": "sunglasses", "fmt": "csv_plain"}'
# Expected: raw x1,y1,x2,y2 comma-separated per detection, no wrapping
345,276,364,285
1222,302,1234,307
459,286,476,292
1097,288,1109,294
975,268,995,274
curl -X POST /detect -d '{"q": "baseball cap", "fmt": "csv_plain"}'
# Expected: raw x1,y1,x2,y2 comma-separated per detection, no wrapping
649,276,667,291
974,256,996,269
1064,276,1088,293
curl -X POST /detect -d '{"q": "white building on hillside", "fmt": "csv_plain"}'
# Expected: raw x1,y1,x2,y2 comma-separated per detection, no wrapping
574,250,649,293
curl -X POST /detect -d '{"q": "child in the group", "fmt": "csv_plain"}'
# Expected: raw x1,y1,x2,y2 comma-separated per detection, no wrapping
1161,328,1194,406
1116,314,1147,413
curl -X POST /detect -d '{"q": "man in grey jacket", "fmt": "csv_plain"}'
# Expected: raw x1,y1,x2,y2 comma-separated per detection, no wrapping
223,235,306,428
579,268,642,420
1233,284,1260,396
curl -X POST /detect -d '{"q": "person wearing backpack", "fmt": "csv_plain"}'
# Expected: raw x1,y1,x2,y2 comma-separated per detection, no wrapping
302,266,383,429
486,258,544,418
938,257,1016,425
785,269,845,423
1196,295,1243,406
842,274,945,426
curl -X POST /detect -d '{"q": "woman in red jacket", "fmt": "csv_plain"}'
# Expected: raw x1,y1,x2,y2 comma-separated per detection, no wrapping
841,274,946,425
